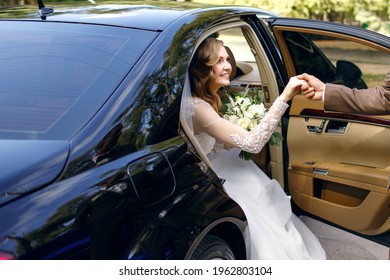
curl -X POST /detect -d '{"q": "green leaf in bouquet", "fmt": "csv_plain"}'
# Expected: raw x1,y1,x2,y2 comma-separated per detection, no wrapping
239,150,253,160
269,131,283,147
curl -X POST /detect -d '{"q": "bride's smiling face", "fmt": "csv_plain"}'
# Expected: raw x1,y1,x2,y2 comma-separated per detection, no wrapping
210,46,231,92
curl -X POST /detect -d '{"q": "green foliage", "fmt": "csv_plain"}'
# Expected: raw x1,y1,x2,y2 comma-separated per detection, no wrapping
195,0,390,35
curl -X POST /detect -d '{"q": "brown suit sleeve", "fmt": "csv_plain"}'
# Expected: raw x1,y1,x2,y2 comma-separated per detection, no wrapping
324,68,390,114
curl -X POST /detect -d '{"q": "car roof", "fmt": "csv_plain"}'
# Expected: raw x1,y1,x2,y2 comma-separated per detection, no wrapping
1,3,278,31
47,5,194,31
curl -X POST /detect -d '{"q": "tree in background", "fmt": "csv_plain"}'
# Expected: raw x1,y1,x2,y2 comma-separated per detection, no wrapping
199,0,390,34
290,0,390,34
1,0,35,6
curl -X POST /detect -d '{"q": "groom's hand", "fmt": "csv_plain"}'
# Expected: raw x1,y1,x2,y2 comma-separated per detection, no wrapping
297,73,325,101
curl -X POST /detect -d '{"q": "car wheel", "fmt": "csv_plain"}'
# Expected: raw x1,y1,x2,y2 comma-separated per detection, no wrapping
190,234,235,260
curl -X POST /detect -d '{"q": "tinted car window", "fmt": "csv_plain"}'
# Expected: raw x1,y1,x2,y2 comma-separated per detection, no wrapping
0,21,157,140
283,31,390,89
282,31,337,83
300,33,390,89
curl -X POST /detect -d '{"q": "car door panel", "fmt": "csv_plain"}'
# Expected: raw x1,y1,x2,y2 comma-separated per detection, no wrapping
269,19,390,236
288,95,390,235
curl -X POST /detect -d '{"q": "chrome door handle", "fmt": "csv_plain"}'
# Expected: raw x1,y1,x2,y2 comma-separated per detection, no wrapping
307,120,326,133
325,120,347,134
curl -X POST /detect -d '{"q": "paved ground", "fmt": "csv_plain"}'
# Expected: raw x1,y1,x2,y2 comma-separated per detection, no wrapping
300,216,389,260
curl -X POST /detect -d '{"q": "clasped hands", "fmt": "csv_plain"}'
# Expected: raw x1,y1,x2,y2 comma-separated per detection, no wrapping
296,73,325,101
281,74,325,102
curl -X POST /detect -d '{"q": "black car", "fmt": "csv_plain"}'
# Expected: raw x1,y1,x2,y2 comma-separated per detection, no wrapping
0,3,389,260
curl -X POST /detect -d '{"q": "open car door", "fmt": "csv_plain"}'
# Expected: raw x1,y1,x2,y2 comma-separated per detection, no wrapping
268,18,390,240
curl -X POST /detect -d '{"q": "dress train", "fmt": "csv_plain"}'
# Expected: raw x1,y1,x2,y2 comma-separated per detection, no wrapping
208,148,327,260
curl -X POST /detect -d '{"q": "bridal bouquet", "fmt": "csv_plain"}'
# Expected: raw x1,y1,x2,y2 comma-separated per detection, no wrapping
221,85,283,160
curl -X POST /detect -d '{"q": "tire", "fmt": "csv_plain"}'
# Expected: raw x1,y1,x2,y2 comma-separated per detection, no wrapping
189,234,235,260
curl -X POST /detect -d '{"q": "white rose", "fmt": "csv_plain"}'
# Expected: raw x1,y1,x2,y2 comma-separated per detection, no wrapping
228,115,239,124
237,117,251,130
243,111,254,119
247,103,266,119
248,119,258,130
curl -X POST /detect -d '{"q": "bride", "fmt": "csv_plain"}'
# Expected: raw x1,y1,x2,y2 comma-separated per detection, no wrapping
181,38,326,259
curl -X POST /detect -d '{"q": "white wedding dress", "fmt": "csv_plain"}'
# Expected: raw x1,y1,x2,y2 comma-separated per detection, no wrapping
188,96,327,260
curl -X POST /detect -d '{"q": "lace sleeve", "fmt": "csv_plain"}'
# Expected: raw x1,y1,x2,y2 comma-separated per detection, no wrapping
230,97,288,153
192,96,288,154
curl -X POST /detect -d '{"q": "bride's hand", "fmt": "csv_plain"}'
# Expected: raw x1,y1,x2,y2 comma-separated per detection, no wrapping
280,76,308,102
